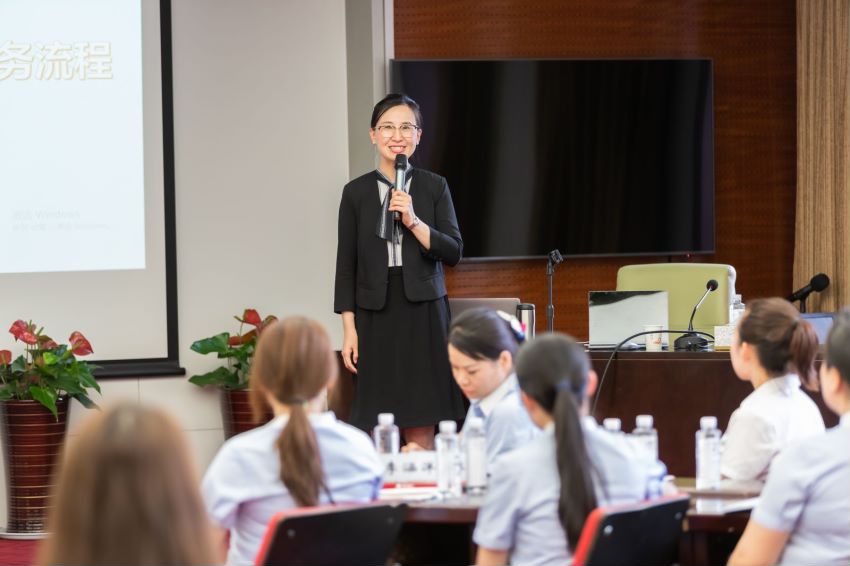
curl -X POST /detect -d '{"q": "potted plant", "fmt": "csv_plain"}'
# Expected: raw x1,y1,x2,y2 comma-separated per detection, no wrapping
189,309,276,438
0,320,100,535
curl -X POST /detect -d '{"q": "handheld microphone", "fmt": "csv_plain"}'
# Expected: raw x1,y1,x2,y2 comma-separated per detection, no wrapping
787,273,829,303
393,154,408,221
673,279,718,351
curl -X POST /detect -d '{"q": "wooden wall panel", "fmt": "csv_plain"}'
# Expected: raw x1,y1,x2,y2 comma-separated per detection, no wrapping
395,0,797,338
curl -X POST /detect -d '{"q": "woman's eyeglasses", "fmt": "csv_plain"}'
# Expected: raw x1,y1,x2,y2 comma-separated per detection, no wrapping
374,123,420,140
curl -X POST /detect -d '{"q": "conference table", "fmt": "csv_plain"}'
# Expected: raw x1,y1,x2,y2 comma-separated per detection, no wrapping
332,349,837,477
388,481,757,566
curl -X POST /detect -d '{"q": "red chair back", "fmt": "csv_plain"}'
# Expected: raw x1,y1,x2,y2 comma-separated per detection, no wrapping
572,495,690,566
254,503,407,566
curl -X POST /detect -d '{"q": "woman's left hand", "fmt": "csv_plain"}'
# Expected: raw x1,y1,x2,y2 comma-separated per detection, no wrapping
389,189,415,228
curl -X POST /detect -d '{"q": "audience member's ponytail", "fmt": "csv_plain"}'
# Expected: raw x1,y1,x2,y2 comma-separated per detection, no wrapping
738,298,819,389
552,385,598,547
515,333,598,548
250,317,337,506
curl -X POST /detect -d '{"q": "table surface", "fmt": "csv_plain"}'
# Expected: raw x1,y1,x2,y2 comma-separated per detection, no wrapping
390,480,756,534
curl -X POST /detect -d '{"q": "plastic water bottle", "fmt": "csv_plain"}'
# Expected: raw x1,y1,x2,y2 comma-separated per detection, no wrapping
372,413,400,454
632,414,659,462
602,418,622,433
729,294,745,326
436,420,462,498
695,416,722,490
464,417,487,495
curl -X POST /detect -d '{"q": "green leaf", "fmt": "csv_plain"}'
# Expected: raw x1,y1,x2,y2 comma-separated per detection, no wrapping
71,392,99,410
76,366,101,393
190,333,231,356
10,355,27,374
188,366,239,388
41,351,59,366
28,386,58,419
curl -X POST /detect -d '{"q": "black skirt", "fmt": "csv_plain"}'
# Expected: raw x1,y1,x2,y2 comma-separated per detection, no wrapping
350,267,466,430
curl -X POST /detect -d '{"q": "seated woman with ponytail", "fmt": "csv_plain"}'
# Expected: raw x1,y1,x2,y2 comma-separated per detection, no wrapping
722,298,825,483
473,333,652,566
202,317,383,566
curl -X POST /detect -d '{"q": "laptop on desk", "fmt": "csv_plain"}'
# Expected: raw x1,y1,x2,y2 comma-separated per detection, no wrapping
588,290,669,349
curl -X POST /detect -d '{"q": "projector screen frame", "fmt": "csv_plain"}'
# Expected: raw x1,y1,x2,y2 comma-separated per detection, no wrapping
95,0,182,379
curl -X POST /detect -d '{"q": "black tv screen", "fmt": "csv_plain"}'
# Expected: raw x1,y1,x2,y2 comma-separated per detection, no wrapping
390,59,715,259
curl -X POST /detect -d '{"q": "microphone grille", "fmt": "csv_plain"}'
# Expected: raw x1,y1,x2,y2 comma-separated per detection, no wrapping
811,273,830,292
394,154,408,169
706,279,719,291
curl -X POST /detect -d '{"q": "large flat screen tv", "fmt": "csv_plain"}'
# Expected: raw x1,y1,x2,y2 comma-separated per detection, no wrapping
390,59,715,260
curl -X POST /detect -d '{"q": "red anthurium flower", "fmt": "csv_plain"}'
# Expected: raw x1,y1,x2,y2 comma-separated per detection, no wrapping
242,309,262,326
69,331,94,356
10,320,38,345
241,329,258,344
19,331,39,345
228,335,242,346
9,320,29,340
42,339,59,350
0,350,11,365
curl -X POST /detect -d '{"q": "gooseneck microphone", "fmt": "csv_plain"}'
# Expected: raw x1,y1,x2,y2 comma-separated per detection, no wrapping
673,279,718,351
393,154,408,221
787,273,830,313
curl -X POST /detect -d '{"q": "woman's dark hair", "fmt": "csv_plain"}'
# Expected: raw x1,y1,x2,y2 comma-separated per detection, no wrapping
514,333,598,549
370,93,423,128
825,308,850,387
249,317,338,507
449,307,524,361
737,297,819,390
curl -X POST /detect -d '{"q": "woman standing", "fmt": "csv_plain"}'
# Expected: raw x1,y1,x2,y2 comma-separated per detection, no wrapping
334,93,465,448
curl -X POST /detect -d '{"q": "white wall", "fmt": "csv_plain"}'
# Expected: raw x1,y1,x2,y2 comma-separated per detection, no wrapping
0,0,352,527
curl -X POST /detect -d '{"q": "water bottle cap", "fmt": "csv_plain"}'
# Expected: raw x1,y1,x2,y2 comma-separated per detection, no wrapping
377,413,394,426
636,414,653,428
700,416,718,430
439,420,457,433
465,417,484,431
602,418,621,431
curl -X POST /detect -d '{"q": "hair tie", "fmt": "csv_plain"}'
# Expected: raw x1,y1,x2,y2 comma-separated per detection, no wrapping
282,398,307,408
555,380,574,393
496,310,526,342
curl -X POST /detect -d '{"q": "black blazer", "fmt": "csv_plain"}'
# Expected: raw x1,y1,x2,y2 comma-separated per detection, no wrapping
334,168,463,313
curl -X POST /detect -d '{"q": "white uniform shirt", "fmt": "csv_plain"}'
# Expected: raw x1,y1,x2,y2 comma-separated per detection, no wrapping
473,418,650,565
461,373,538,465
202,412,383,566
751,412,850,566
721,374,825,482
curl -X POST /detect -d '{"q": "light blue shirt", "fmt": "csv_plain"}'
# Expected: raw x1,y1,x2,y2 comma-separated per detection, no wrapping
462,374,538,465
473,417,650,565
202,412,383,566
752,412,850,566
582,416,657,503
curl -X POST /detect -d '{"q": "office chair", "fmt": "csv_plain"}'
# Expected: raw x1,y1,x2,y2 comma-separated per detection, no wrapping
254,503,407,566
617,263,736,342
572,495,690,566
